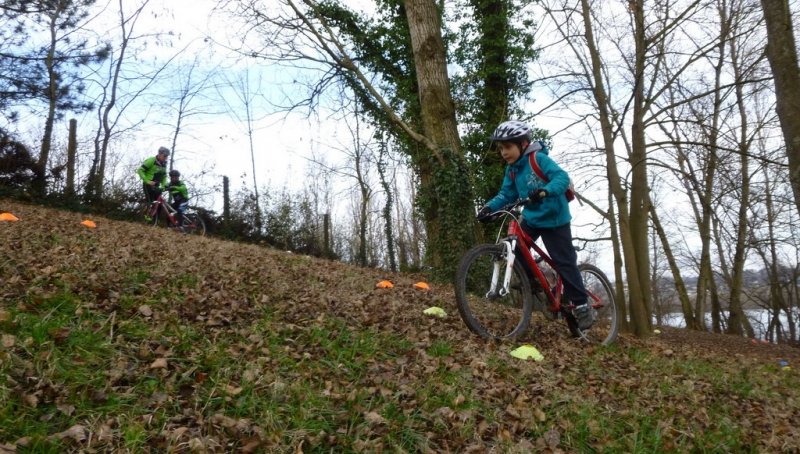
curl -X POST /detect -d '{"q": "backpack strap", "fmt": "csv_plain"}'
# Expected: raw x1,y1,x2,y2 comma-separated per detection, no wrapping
510,149,546,184
528,151,547,182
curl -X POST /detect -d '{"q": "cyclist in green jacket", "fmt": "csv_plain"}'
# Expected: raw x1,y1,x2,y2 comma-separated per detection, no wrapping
165,169,189,225
137,146,169,206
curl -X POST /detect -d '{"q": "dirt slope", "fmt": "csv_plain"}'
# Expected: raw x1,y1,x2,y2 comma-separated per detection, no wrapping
1,198,798,452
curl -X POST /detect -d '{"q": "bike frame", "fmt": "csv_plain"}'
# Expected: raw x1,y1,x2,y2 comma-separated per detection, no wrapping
149,194,181,227
494,211,601,314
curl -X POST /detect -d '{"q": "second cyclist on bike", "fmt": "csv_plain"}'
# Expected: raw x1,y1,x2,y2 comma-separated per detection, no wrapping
165,169,189,226
477,120,594,330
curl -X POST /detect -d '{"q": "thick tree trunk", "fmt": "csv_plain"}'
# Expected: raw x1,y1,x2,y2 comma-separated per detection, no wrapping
627,0,654,336
704,14,728,334
404,0,474,276
760,0,800,219
65,119,77,199
378,143,397,272
35,16,60,197
725,42,756,337
650,201,696,327
580,0,631,332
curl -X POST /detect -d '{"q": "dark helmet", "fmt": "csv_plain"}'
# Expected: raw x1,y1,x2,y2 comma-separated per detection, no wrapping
158,146,170,156
490,120,532,143
169,170,180,178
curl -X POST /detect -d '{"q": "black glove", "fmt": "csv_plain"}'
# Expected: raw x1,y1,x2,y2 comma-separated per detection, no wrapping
476,206,493,223
527,188,548,204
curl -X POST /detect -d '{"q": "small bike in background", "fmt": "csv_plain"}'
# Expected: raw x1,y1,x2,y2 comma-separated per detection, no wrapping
140,192,206,236
454,198,618,345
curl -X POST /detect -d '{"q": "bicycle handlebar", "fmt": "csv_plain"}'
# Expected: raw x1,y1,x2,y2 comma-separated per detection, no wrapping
482,198,531,221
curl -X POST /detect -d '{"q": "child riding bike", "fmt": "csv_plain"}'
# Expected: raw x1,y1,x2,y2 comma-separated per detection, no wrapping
164,169,189,225
477,120,594,330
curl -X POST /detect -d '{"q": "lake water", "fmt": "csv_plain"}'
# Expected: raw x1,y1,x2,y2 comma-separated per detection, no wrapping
657,308,799,341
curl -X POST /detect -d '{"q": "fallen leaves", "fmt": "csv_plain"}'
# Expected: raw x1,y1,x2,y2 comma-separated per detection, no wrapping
1,334,15,348
48,424,87,443
363,411,387,425
1,199,799,453
149,357,168,369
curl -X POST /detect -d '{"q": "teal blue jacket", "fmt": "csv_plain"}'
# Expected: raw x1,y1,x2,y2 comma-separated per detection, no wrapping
486,141,572,228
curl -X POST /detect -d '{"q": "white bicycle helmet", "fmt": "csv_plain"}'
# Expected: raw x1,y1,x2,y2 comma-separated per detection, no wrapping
490,120,532,142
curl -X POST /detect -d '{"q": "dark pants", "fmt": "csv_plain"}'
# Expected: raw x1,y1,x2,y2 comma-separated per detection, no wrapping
143,183,161,204
173,198,188,224
521,222,588,306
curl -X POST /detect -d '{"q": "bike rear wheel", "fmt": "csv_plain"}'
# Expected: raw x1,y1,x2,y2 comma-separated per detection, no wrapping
454,243,534,340
181,211,206,236
578,264,618,345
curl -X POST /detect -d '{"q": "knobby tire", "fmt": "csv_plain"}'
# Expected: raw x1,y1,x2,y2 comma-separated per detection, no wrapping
454,243,534,340
181,211,206,236
577,263,618,345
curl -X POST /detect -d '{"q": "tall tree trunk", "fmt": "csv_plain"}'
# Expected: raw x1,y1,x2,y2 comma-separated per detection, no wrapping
760,0,800,219
475,0,509,123
627,0,654,335
724,35,755,337
607,190,627,328
580,0,633,332
649,200,696,327
65,119,77,199
404,0,474,276
761,165,787,341
35,11,60,197
689,24,726,332
378,140,397,272
223,175,231,231
581,0,632,329
394,177,410,271
356,154,369,267
581,0,653,335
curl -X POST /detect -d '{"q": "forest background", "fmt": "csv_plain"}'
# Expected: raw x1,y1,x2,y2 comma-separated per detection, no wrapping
1,0,799,343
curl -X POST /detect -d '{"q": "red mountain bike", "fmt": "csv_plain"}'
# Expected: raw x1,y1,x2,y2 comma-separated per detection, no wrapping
454,199,618,344
141,193,206,236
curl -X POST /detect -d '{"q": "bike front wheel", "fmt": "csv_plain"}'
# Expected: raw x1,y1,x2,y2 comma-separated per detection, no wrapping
181,211,206,236
454,243,534,340
138,201,159,226
579,264,618,345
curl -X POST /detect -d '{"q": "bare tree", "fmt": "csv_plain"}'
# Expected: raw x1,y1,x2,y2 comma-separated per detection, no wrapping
215,65,267,233
534,0,784,336
28,0,109,196
221,0,474,275
85,0,176,202
160,52,219,172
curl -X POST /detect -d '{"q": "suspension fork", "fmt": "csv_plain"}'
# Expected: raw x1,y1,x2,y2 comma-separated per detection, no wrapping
486,238,518,298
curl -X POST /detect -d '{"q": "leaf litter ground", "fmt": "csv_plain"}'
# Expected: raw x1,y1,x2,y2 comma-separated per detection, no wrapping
0,199,798,453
